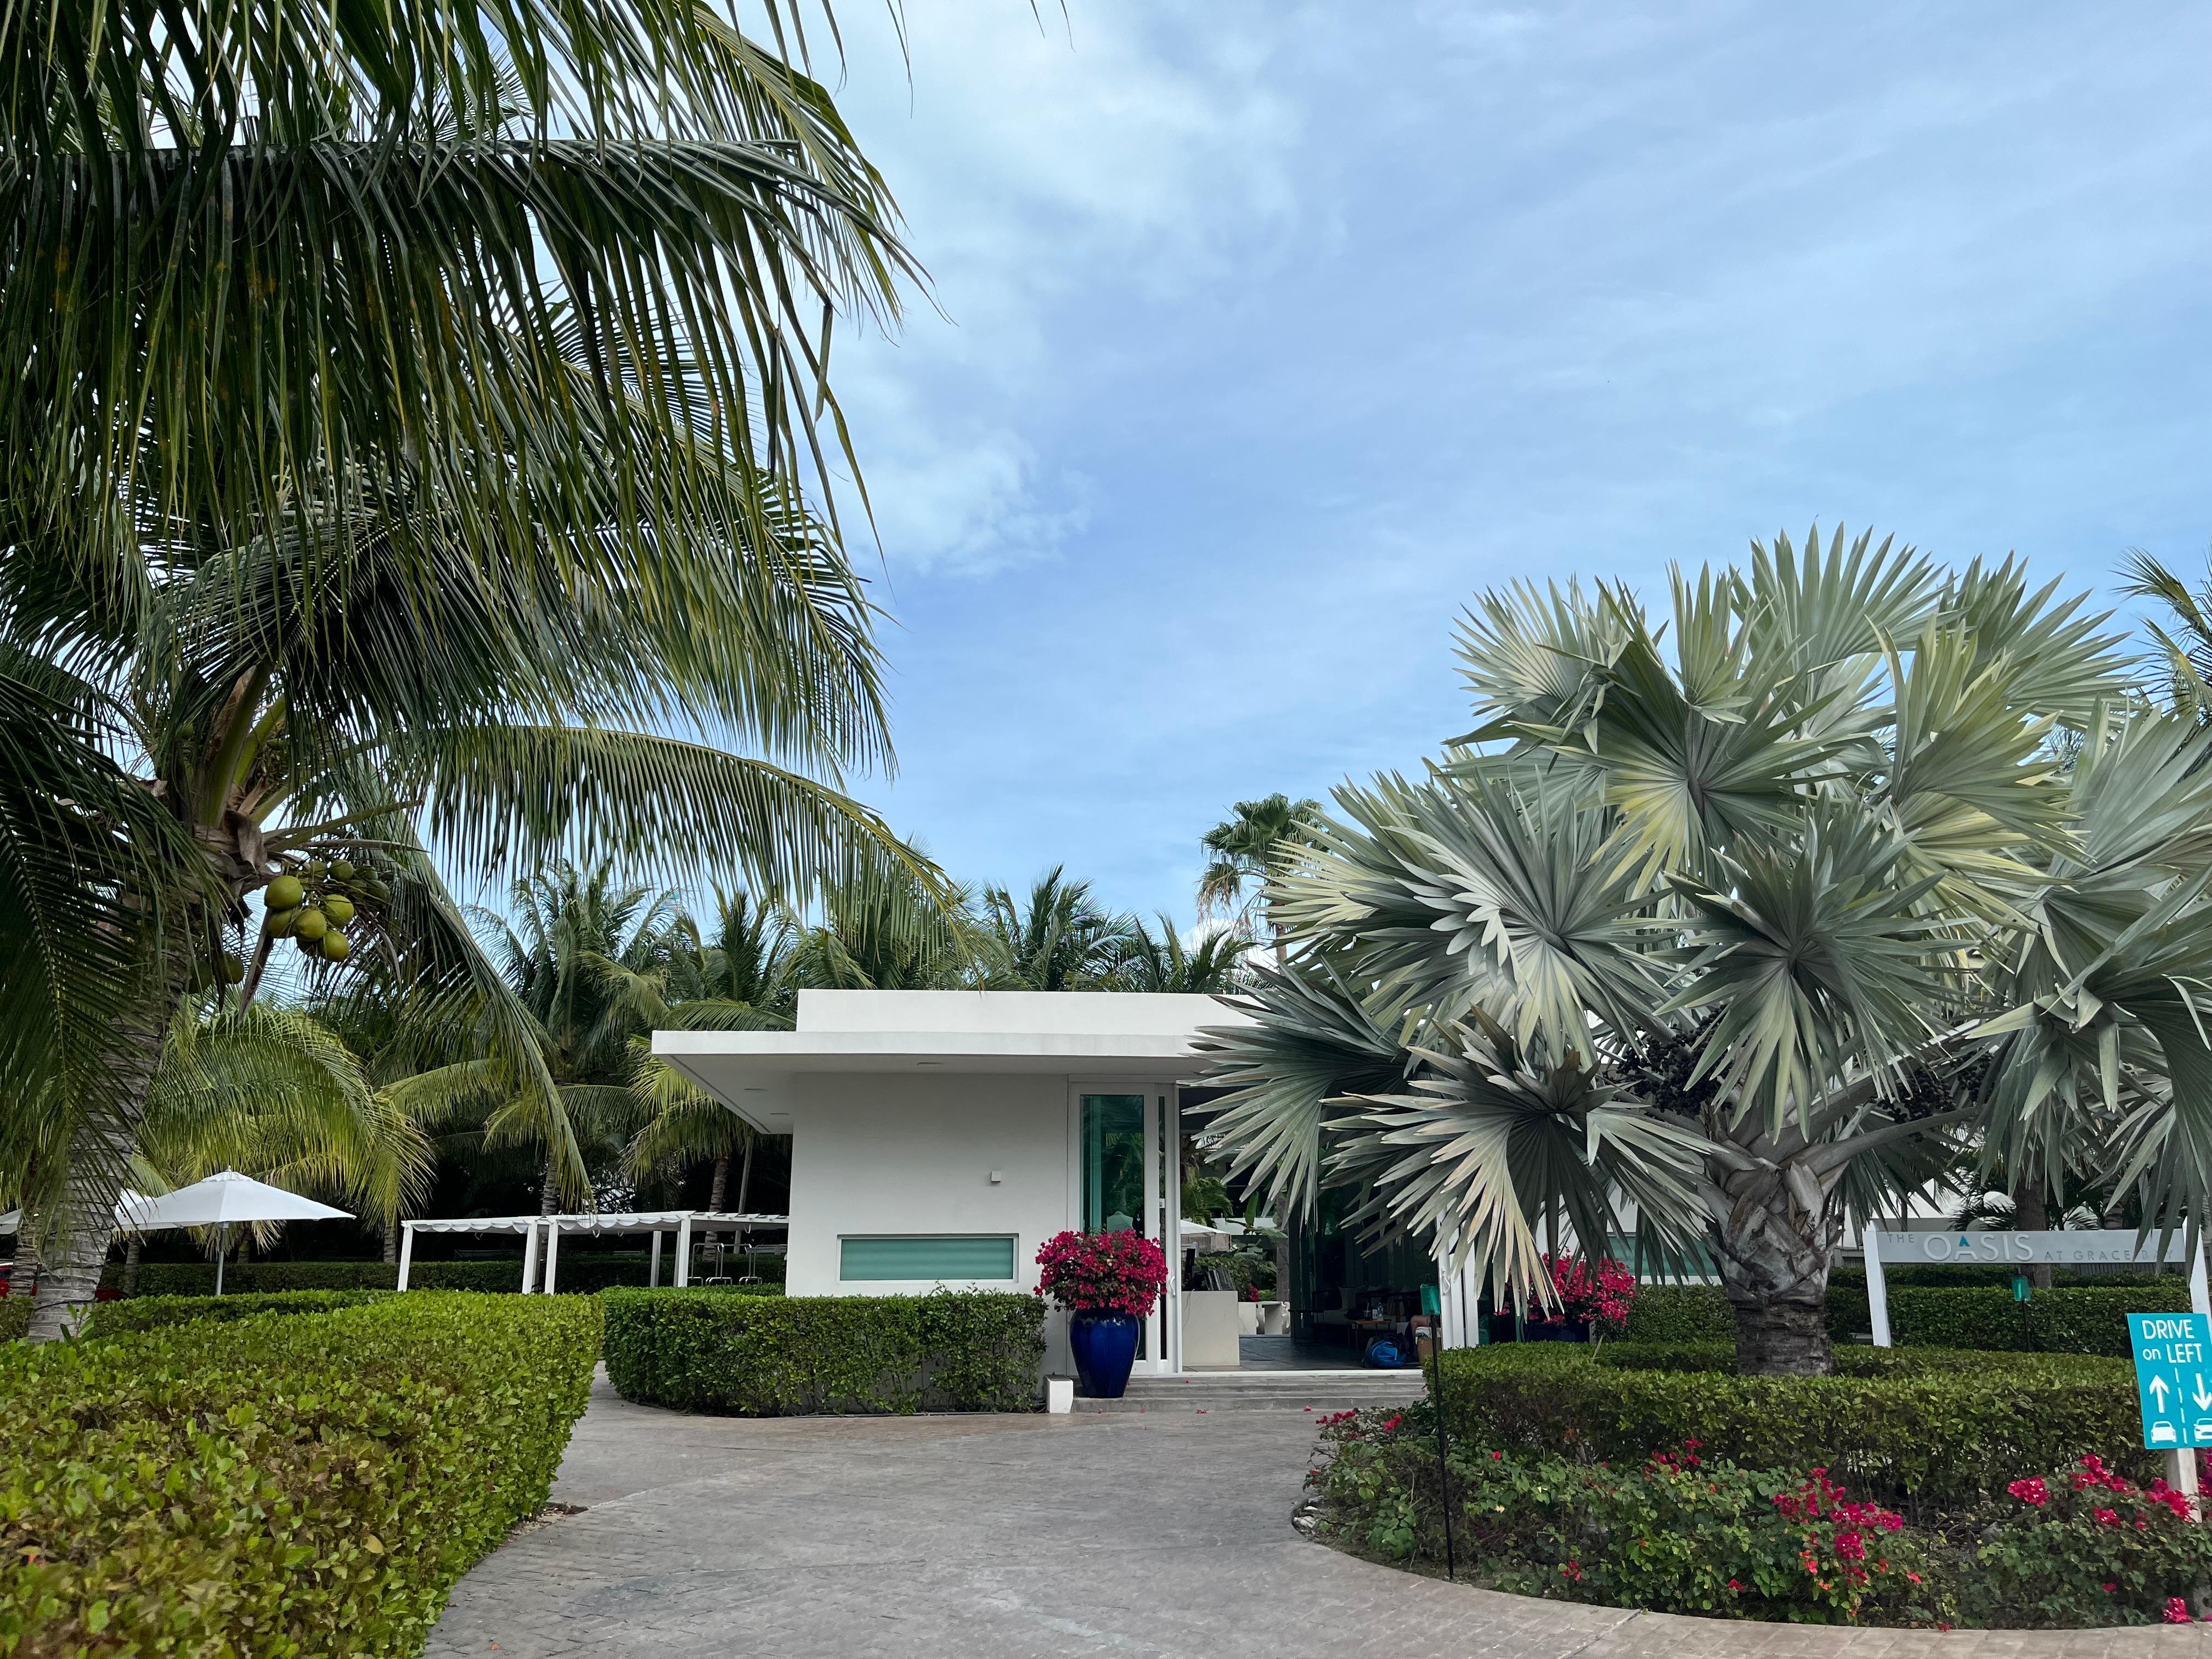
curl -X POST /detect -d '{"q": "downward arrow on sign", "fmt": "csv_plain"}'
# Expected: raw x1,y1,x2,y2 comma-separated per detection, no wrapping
2152,1375,2172,1410
2193,1376,2212,1412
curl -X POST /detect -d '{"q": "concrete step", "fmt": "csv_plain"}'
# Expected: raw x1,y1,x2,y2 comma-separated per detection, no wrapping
1071,1370,1427,1413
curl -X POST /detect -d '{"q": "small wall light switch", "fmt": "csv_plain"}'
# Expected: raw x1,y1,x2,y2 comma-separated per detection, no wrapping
988,1169,1003,1184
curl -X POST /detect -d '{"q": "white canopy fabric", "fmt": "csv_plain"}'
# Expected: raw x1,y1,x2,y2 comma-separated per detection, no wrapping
1,1192,159,1236
122,1170,351,1230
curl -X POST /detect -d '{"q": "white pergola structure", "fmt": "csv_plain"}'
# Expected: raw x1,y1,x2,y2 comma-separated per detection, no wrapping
396,1211,788,1293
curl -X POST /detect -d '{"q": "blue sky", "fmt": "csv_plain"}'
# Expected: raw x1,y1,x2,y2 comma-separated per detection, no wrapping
812,2,2212,922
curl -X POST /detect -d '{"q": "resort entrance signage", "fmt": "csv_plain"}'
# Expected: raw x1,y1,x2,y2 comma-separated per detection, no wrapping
2128,1313,2212,1451
1864,1229,2209,1348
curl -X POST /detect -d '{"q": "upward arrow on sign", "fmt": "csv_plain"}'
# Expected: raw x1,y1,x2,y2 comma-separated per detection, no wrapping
2151,1375,2172,1411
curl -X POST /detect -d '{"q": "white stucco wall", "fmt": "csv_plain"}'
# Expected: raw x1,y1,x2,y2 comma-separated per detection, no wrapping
785,1069,1075,1295
783,1069,1084,1376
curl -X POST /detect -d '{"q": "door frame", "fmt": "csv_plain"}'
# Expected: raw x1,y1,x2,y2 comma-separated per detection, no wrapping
1069,1080,1182,1375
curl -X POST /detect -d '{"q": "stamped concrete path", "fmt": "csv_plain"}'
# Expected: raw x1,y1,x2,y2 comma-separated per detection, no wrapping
428,1373,2210,1658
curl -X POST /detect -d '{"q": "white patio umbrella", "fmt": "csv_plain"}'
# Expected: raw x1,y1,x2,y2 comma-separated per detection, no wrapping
0,1193,154,1235
122,1170,352,1294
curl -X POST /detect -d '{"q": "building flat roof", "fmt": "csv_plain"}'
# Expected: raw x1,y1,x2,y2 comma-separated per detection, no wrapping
653,990,1252,1129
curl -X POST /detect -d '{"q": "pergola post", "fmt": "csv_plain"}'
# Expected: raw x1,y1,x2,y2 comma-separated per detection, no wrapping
650,1230,662,1288
520,1218,540,1294
675,1214,692,1287
543,1219,561,1295
397,1222,415,1293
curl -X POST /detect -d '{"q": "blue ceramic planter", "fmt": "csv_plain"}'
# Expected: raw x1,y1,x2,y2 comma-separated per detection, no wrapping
1068,1310,1142,1398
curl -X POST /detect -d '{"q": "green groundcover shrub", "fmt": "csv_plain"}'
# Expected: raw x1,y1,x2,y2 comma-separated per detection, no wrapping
1434,1344,2152,1502
1621,1281,2188,1356
0,1300,26,1343
603,1287,1045,1414
0,1291,600,1656
1308,1408,2212,1628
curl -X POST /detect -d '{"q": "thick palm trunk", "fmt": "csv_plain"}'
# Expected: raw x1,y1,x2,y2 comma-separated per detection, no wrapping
26,1013,166,1342
1714,1183,1838,1376
123,1235,142,1295
2012,1178,2052,1289
709,1152,730,1213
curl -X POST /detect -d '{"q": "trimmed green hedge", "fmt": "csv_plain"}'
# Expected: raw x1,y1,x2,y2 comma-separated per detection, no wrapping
86,1287,387,1338
1826,1282,2191,1355
1432,1343,2148,1502
1622,1286,1734,1342
603,1288,1045,1414
1621,1281,2182,1356
0,1299,26,1342
0,1291,599,1654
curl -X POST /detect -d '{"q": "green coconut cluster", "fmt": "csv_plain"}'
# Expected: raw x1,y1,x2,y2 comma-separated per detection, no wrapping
259,855,392,964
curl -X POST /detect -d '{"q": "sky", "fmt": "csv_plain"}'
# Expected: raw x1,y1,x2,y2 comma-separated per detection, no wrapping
802,1,2212,923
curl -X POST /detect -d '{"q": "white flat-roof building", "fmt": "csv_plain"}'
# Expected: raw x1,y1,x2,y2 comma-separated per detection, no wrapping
654,989,1256,1377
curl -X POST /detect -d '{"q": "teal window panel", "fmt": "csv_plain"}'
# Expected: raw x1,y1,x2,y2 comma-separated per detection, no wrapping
839,1234,1018,1282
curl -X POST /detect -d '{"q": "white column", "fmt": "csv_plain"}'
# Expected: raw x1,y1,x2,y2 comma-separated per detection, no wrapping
675,1214,692,1286
397,1222,415,1293
543,1220,561,1295
2191,1235,2210,1321
520,1218,540,1294
1866,1224,1893,1348
650,1229,662,1288
1164,1088,1183,1375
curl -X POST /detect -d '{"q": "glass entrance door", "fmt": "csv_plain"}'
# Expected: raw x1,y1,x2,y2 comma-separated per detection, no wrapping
1076,1088,1179,1372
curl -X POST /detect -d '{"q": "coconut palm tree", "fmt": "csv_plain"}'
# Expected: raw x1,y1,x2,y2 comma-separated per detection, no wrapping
1198,528,2212,1375
979,867,1140,991
1197,794,1322,936
1114,916,1255,995
1,0,938,1338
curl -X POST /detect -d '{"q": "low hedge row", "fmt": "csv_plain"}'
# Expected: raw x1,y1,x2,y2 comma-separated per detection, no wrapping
603,1287,1045,1415
0,1291,600,1655
1620,1282,2191,1355
101,1250,782,1299
86,1287,387,1338
1432,1343,2149,1502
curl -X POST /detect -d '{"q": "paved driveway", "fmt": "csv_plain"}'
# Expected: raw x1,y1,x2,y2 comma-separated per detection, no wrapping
428,1375,2209,1658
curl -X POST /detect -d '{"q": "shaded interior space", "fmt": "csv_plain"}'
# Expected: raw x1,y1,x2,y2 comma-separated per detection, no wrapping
1282,1189,1438,1370
1237,1334,1375,1372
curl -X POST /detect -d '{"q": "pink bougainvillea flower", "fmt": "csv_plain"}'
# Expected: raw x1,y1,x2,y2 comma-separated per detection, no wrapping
2165,1598,2196,1624
2095,1508,2120,1527
2006,1477,2050,1506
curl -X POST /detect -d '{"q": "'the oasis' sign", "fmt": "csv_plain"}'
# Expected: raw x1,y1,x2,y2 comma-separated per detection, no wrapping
1870,1230,2191,1267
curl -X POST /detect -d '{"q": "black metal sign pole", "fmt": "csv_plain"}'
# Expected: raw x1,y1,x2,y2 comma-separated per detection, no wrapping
1428,1283,1457,1581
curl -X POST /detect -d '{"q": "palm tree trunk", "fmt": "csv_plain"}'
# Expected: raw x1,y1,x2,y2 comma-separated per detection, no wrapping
25,1012,166,1343
2012,1177,2052,1289
709,1152,730,1213
123,1234,142,1296
733,1137,755,1215
1714,1181,1838,1376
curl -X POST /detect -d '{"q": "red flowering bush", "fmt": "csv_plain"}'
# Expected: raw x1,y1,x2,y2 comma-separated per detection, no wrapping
1305,1424,2212,1628
1538,1254,1637,1336
1034,1229,1167,1317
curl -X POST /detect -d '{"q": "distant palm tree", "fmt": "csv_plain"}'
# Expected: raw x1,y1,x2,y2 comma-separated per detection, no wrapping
1197,794,1322,936
1115,916,1254,995
980,868,1139,990
2122,548,2212,719
489,864,682,1218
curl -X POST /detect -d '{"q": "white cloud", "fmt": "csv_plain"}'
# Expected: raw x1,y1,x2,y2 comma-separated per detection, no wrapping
823,5,1302,575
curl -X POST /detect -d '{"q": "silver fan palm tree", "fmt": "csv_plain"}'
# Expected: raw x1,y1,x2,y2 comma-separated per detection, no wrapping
1200,528,2212,1374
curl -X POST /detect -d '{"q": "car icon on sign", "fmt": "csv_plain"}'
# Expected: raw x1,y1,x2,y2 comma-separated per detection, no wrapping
2195,1421,2212,1442
2153,1423,2179,1444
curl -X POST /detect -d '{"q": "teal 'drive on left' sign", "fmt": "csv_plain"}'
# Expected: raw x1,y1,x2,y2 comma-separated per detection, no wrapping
2128,1312,2212,1450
